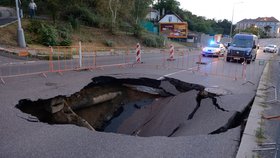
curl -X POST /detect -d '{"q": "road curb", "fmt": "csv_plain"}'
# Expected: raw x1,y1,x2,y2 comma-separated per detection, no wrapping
236,61,270,158
0,19,17,28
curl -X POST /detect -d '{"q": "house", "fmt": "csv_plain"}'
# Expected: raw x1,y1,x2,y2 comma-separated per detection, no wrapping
145,7,160,22
142,7,160,34
158,12,188,39
158,11,184,23
235,19,256,30
236,17,280,37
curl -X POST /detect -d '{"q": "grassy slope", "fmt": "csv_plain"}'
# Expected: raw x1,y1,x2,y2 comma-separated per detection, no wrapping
0,20,18,47
0,19,142,49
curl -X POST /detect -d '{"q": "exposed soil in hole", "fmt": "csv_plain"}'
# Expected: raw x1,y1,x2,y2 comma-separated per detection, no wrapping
16,76,251,137
73,87,157,131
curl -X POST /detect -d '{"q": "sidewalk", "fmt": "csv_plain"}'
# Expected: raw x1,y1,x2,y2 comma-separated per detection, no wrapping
236,54,280,157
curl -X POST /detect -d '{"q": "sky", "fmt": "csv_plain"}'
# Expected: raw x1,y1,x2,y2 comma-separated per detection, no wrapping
178,0,280,24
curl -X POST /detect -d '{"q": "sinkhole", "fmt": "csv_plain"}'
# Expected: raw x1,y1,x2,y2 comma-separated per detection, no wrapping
16,76,251,137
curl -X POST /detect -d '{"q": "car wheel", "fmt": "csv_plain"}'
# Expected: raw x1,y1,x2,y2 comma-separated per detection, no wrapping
226,57,231,62
246,59,251,64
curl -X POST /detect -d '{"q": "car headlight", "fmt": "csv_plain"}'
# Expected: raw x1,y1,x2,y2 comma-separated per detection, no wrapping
246,51,250,55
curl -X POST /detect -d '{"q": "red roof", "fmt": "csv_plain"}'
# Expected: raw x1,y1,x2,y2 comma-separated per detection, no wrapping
255,17,279,22
238,17,279,23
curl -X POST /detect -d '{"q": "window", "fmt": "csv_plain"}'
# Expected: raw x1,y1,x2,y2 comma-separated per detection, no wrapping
168,16,172,22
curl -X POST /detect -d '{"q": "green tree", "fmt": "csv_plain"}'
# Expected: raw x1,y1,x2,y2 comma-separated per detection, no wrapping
216,19,231,35
108,0,120,33
153,0,180,17
0,0,13,6
131,0,153,36
240,26,258,36
264,25,272,37
46,0,60,23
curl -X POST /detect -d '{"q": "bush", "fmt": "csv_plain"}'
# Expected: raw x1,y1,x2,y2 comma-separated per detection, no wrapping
155,35,165,47
104,40,114,47
133,24,143,37
142,35,157,47
68,16,80,30
0,0,13,6
25,20,44,44
141,34,165,48
39,24,58,46
59,39,72,46
26,20,43,33
63,5,99,27
96,16,110,28
119,22,133,35
26,20,72,46
57,25,72,46
24,34,33,44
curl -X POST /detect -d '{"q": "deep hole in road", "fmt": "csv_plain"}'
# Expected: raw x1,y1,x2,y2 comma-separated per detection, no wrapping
15,76,251,137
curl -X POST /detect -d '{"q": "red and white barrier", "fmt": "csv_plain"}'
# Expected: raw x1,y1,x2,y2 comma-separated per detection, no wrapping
167,44,175,61
136,43,141,63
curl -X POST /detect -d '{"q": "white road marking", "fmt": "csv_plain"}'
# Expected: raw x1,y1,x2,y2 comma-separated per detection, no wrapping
157,70,187,80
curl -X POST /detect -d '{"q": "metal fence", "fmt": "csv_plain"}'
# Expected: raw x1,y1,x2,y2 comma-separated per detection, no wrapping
156,51,267,82
0,45,268,84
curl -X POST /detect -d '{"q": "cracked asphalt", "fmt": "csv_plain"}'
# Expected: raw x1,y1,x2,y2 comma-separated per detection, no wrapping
2,38,280,158
0,61,260,158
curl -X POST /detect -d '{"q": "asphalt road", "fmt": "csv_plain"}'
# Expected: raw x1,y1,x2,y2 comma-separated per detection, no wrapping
0,17,17,27
0,61,254,158
0,48,271,80
0,39,279,158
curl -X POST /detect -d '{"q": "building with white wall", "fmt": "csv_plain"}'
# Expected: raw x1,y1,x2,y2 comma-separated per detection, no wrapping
145,8,160,22
236,17,280,38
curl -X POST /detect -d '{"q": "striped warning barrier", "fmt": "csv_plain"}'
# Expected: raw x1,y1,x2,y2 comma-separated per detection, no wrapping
167,44,175,61
136,43,141,63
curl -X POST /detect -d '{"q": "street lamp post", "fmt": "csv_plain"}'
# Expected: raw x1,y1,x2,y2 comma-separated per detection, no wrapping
229,1,243,40
254,25,260,37
15,0,26,48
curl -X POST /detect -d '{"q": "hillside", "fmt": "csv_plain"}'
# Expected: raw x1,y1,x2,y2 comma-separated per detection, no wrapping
0,19,146,49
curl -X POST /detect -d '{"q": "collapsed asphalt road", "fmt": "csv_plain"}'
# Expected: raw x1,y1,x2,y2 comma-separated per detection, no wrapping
0,65,259,158
15,76,252,139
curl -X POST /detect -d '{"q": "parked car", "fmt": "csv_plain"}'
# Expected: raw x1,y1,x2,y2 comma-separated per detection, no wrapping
202,42,226,57
263,44,277,53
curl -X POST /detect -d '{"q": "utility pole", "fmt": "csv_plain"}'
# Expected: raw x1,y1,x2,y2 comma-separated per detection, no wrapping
229,1,243,41
15,0,26,48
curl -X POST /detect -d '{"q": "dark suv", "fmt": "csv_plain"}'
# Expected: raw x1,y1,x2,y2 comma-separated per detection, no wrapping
226,33,258,64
